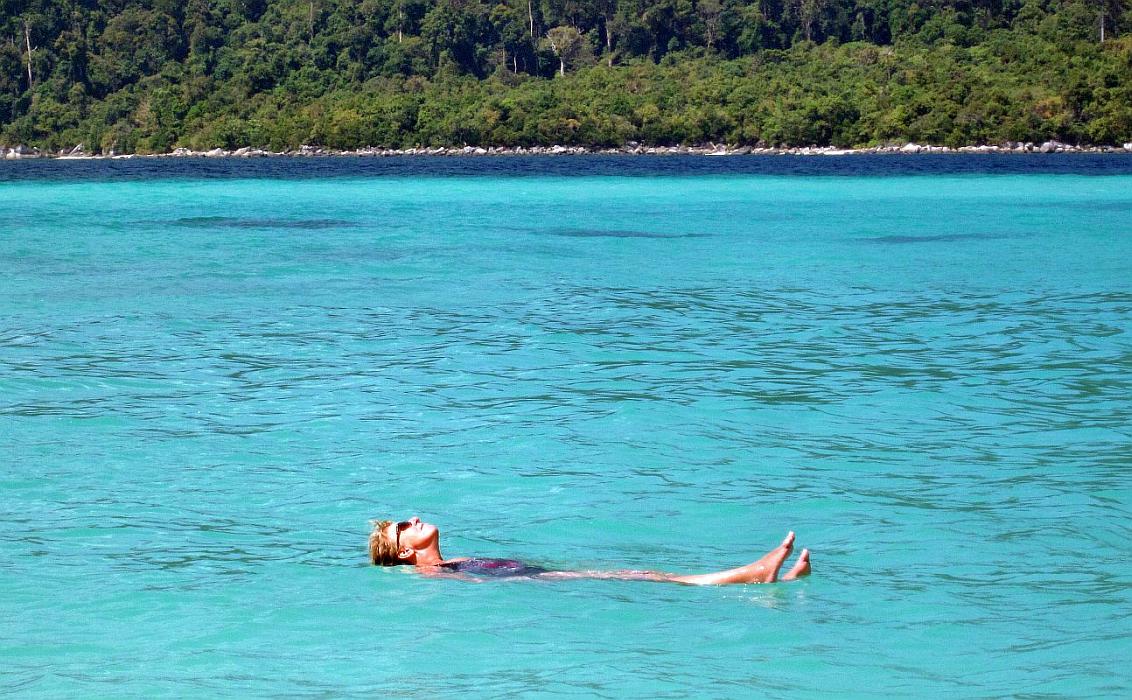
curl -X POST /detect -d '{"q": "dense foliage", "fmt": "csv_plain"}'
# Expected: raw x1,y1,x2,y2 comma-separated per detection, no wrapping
1,0,1130,152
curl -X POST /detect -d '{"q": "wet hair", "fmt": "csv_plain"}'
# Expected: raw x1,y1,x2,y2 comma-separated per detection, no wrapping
369,520,404,566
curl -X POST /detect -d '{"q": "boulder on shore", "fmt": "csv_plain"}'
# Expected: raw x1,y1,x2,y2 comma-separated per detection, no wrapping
900,142,922,154
6,144,41,159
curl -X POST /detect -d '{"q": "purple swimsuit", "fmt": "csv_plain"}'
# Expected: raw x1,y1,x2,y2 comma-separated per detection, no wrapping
440,558,548,578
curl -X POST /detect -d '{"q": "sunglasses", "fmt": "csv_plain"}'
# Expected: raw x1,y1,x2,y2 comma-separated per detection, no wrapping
393,521,412,550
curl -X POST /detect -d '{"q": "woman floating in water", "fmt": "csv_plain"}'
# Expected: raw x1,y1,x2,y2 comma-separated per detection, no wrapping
369,517,811,584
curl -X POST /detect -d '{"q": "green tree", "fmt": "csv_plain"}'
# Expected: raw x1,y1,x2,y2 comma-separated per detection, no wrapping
543,24,586,74
421,0,487,74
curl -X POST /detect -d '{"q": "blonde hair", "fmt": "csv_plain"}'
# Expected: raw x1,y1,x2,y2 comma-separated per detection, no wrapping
369,520,404,566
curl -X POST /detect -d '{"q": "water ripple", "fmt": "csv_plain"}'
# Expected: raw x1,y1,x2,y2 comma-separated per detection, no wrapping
3,167,1130,697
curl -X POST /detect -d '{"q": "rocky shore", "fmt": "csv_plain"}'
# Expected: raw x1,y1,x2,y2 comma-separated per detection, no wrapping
5,140,1132,160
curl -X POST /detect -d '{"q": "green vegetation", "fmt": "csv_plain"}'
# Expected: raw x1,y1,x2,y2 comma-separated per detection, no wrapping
2,0,1130,152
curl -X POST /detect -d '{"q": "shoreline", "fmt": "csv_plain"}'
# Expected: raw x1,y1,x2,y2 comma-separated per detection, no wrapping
5,140,1132,160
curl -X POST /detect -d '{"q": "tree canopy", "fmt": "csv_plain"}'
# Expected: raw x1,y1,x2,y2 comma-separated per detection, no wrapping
1,0,1130,152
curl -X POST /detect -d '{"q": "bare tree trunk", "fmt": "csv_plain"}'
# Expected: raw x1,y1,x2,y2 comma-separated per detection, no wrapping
24,21,34,92
309,1,315,42
606,21,612,66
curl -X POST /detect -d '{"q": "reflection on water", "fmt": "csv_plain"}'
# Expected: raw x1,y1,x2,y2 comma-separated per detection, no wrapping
863,232,1007,243
549,228,711,239
171,216,354,230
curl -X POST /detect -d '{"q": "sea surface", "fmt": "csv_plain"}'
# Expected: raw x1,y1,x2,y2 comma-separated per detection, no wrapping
2,155,1130,698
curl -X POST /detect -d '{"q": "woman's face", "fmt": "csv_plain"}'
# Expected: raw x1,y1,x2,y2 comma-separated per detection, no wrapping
387,516,438,552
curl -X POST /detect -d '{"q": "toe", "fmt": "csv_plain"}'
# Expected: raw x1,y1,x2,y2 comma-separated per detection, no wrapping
781,531,795,551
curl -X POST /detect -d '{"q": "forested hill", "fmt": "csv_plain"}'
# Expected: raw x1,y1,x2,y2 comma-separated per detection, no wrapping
2,0,1130,153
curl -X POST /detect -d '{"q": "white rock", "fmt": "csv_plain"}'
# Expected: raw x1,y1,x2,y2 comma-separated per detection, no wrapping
900,142,921,153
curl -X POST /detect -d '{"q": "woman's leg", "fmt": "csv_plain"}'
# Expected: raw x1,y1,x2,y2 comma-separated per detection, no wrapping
538,532,804,585
669,532,796,585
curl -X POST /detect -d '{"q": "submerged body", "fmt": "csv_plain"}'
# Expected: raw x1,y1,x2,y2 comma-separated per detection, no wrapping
440,557,548,578
370,517,811,585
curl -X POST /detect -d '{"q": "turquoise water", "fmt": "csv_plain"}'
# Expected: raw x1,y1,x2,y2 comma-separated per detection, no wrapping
2,157,1130,697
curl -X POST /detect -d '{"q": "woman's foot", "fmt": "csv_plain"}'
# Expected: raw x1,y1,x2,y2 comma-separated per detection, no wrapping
781,548,811,581
741,531,795,583
671,531,795,585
